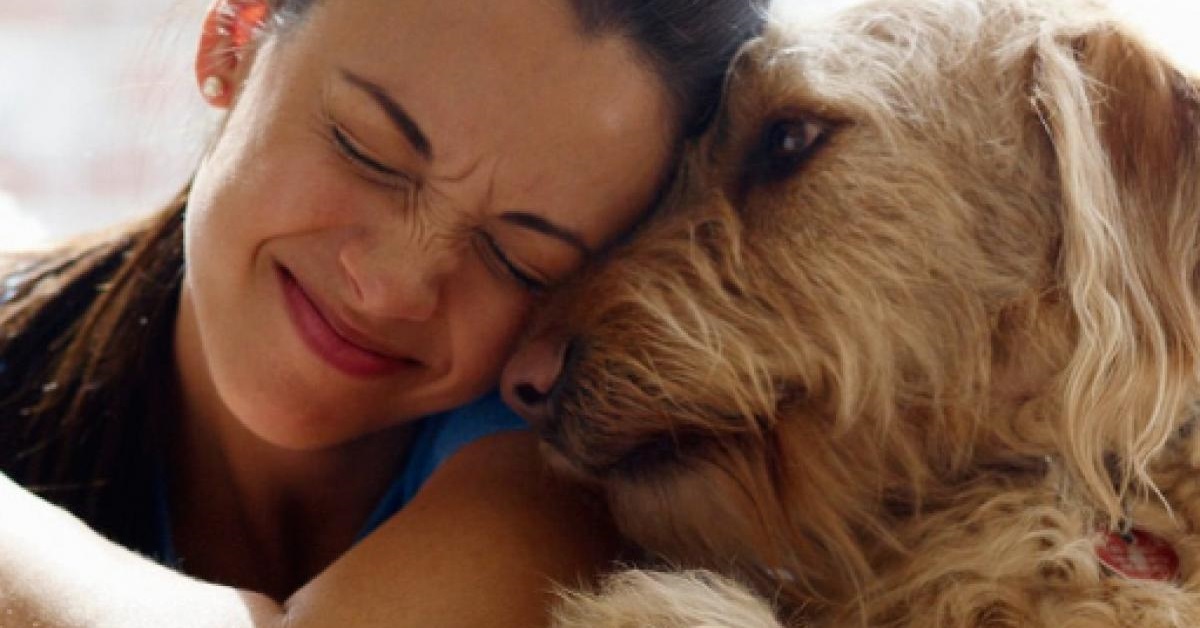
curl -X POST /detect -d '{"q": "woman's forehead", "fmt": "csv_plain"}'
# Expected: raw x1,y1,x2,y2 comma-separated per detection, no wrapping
308,0,600,78
308,0,668,134
299,0,674,242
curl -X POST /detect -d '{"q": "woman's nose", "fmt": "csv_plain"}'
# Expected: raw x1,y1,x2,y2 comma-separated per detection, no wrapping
338,237,447,322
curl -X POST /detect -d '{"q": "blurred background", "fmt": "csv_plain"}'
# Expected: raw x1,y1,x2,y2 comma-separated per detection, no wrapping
0,0,208,250
1,0,1199,251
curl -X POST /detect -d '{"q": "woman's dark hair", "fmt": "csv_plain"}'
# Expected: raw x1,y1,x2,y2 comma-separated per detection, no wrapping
565,0,770,137
0,0,769,554
0,199,186,554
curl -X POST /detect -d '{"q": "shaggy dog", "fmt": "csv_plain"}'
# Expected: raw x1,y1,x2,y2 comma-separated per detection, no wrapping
501,0,1200,625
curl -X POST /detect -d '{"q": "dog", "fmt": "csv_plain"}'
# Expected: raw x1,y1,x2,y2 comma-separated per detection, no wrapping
502,0,1200,625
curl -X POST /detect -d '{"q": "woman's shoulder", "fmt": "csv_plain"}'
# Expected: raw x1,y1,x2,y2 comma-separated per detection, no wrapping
356,392,530,537
288,427,619,628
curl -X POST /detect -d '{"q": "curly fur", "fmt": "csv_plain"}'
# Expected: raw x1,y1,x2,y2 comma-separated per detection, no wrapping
553,569,784,628
509,0,1200,625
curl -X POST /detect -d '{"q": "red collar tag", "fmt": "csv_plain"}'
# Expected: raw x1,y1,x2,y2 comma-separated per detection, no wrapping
1094,527,1180,582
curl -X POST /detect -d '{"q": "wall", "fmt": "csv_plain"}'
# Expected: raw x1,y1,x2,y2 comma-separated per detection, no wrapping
1,0,1200,250
0,0,208,250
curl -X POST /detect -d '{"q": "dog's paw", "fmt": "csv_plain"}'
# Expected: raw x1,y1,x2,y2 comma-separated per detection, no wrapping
552,568,785,628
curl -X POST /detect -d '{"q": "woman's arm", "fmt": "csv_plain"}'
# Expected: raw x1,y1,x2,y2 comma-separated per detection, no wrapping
0,471,283,627
0,431,619,627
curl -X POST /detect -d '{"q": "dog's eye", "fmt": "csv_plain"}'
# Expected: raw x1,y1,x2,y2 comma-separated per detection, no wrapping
760,118,830,178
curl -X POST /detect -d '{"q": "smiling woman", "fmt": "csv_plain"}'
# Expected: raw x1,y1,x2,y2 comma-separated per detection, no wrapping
179,0,679,458
0,0,767,625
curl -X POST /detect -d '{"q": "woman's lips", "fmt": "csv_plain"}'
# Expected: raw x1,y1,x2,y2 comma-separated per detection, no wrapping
277,265,412,379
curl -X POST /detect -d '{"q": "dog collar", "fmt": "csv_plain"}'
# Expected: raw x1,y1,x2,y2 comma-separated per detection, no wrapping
1094,526,1179,582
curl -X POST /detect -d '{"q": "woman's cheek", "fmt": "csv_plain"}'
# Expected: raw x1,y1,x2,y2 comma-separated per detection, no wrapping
458,286,536,387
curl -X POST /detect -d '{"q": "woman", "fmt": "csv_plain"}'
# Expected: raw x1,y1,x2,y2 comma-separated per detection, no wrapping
0,0,766,625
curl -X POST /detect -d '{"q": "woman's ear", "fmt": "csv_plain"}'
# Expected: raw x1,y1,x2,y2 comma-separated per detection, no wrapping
195,0,273,108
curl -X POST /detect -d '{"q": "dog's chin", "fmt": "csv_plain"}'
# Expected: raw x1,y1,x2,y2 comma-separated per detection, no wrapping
537,439,602,485
540,426,697,488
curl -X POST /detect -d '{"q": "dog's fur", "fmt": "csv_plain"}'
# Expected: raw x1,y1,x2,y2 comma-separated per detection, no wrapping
518,0,1200,625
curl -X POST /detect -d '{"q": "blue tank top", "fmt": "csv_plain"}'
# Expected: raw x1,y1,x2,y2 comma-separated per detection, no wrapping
153,392,528,568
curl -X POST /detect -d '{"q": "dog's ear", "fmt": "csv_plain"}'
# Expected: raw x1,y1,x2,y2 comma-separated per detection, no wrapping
1032,20,1200,520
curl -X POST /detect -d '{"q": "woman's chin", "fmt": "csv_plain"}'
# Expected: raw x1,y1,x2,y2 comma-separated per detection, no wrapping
217,383,380,452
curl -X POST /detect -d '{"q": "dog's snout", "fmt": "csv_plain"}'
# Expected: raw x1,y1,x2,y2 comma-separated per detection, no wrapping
502,332,577,428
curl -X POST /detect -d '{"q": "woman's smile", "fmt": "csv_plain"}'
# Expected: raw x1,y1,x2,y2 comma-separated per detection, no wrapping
277,263,420,379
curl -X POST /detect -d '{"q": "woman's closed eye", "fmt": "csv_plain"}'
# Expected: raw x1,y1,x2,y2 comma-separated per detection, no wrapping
472,230,548,294
329,122,416,191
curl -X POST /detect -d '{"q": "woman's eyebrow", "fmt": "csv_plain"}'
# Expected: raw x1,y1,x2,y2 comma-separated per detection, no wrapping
338,69,433,161
500,211,593,256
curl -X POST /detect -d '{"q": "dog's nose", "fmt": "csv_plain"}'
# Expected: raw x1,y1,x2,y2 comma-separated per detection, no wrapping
502,332,574,428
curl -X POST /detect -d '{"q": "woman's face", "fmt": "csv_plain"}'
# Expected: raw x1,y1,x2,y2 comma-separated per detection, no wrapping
180,0,673,450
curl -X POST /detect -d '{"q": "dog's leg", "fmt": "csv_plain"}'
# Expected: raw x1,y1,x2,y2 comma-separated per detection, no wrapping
552,569,786,628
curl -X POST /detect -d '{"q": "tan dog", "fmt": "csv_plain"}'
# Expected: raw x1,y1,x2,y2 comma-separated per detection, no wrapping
503,0,1200,625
